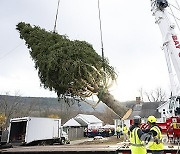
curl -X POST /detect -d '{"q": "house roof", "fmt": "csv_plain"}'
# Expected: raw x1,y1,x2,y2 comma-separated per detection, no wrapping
129,102,162,119
74,117,88,126
157,101,168,109
129,110,142,119
140,102,161,118
63,118,81,127
74,114,102,125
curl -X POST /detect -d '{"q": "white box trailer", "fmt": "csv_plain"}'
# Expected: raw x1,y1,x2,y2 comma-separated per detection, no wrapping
7,117,69,145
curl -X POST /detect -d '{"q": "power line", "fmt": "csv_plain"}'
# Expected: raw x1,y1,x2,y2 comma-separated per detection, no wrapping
0,43,23,61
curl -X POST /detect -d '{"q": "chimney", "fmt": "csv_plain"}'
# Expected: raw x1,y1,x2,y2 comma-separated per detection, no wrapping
136,97,141,104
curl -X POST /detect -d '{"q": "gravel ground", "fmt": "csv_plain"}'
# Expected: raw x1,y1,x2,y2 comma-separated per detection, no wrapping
74,136,123,145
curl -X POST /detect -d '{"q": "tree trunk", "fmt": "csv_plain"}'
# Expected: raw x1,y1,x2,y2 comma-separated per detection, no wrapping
98,91,128,118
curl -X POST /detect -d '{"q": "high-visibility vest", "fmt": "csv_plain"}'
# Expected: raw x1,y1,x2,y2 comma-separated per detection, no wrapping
123,126,128,134
116,126,121,132
148,125,164,151
130,127,146,154
109,129,112,133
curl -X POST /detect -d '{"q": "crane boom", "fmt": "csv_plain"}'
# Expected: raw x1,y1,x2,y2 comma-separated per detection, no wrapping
150,0,180,116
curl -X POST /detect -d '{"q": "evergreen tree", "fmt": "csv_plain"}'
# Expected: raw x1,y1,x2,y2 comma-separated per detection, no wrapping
16,22,127,117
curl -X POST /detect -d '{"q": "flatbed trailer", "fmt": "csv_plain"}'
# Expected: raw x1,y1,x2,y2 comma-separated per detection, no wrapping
0,144,179,154
117,146,180,154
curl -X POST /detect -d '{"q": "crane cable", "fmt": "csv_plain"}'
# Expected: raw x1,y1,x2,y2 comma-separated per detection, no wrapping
53,0,105,63
175,0,180,10
169,3,180,32
97,0,105,71
53,0,60,32
53,0,106,72
169,2,180,11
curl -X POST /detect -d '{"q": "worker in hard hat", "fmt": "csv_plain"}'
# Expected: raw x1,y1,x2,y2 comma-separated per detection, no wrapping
147,115,164,154
116,124,122,139
129,116,147,154
123,124,129,142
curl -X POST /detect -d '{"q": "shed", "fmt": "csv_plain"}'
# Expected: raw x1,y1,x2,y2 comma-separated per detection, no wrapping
63,118,83,140
63,114,103,140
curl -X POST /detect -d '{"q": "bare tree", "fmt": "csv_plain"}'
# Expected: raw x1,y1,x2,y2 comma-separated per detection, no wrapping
139,88,167,102
17,100,38,117
0,92,22,128
138,88,144,102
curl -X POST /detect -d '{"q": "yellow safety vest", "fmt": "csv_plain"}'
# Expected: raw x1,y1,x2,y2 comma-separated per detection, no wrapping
116,126,121,132
109,129,112,133
130,127,146,154
123,126,128,134
148,126,164,151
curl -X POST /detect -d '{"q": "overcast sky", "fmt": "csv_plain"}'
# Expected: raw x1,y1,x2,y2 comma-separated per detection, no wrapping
0,0,180,101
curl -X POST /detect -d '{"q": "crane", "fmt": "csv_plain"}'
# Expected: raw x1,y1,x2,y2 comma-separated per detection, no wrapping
150,0,180,117
150,0,180,143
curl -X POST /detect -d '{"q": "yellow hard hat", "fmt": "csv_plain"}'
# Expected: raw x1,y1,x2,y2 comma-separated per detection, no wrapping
148,115,156,123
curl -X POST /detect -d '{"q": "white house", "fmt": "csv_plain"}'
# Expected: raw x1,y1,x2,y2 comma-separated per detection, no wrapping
74,114,103,129
157,101,170,122
114,101,164,131
157,96,180,122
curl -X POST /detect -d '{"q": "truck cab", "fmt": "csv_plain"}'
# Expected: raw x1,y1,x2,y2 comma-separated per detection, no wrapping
166,116,180,143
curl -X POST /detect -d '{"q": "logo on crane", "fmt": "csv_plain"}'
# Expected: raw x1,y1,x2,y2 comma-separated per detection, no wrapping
172,35,180,49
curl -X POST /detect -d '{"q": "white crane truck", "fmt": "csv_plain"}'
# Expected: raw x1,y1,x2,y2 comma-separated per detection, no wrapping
7,117,69,146
150,0,180,142
151,0,180,116
118,0,180,153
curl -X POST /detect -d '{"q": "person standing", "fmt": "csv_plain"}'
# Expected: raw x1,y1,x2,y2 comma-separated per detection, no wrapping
123,124,129,142
108,128,112,137
116,124,121,139
129,116,147,154
147,115,164,154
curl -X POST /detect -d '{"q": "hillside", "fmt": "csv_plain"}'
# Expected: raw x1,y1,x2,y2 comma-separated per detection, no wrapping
0,95,108,124
0,95,130,125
